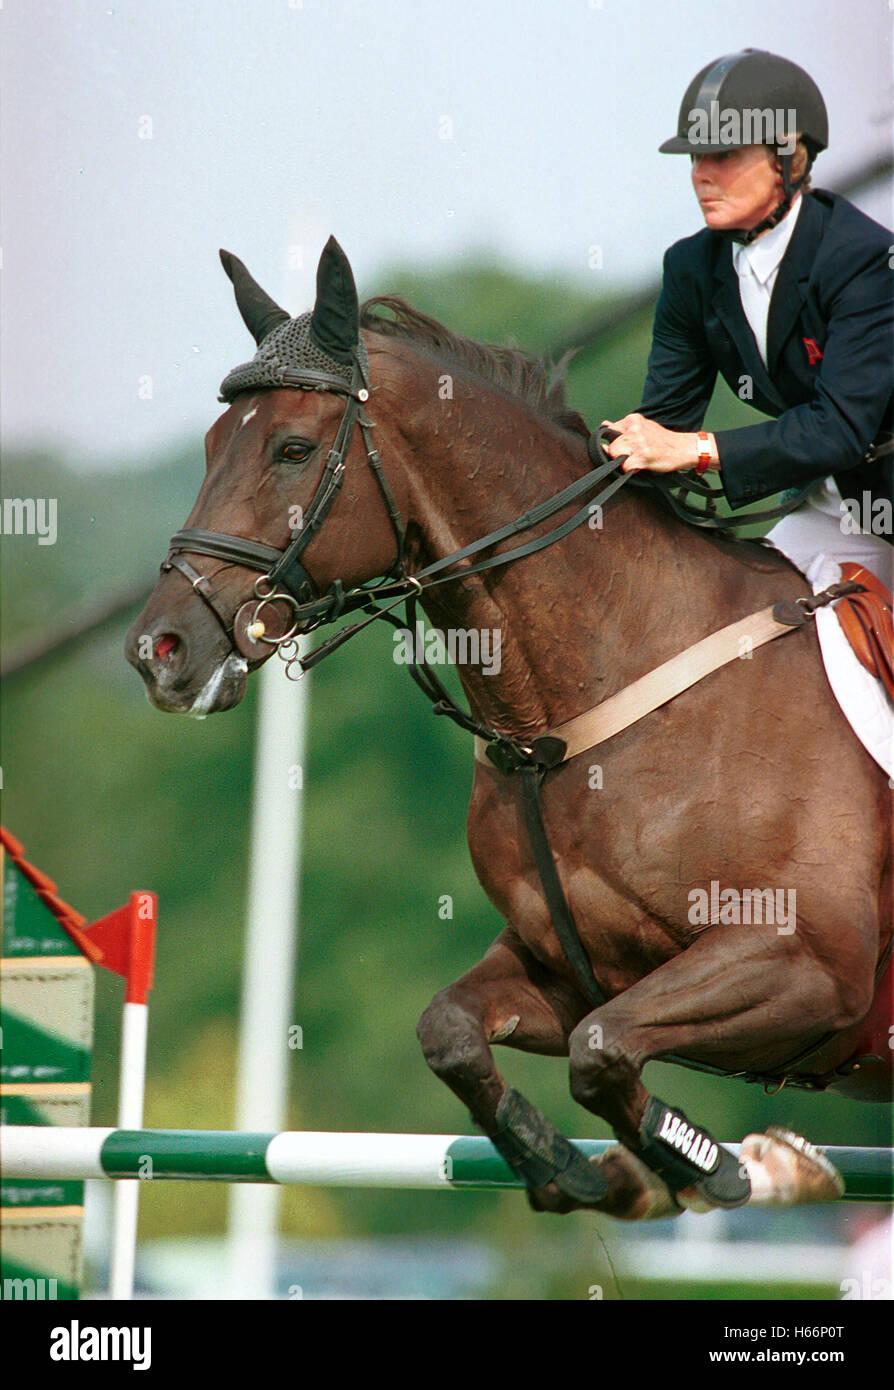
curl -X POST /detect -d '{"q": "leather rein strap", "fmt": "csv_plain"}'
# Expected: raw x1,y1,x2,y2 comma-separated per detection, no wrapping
164,387,629,654
639,432,894,532
637,471,813,531
159,371,634,1016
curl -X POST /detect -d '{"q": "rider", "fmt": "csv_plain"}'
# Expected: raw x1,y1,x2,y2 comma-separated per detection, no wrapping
602,49,893,592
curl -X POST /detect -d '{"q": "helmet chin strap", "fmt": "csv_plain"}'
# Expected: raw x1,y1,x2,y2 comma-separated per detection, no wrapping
721,148,814,245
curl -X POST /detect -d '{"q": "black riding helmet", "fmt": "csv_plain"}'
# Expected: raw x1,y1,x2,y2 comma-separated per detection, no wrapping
660,49,828,243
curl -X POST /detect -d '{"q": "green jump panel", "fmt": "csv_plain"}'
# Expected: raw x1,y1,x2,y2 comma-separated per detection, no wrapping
1,841,95,1302
2,856,82,958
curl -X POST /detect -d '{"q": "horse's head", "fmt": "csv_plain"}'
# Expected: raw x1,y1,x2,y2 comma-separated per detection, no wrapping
125,238,408,715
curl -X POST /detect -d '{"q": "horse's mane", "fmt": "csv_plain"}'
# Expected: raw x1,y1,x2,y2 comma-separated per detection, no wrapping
359,295,590,439
358,298,793,575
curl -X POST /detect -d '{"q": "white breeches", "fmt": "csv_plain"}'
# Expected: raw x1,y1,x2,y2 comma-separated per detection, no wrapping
764,477,892,776
764,477,892,590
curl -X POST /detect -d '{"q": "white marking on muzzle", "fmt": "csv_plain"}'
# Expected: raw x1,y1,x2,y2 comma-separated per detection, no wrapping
188,653,248,719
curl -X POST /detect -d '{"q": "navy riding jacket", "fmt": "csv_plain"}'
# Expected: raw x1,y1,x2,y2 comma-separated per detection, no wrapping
638,188,893,541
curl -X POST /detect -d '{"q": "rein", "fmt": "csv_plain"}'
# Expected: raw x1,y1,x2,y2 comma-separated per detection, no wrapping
295,436,629,675
163,352,633,676
637,470,813,530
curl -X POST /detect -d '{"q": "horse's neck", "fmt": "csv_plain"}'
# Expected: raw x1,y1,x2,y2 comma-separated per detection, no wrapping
394,366,736,738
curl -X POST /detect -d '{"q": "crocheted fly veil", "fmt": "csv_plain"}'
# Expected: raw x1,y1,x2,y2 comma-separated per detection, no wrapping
218,236,369,402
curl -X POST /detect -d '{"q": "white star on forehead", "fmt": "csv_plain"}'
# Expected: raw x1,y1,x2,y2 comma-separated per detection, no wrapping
239,405,259,428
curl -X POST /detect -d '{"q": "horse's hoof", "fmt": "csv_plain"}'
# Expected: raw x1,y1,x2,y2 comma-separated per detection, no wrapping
525,1180,581,1214
739,1126,845,1205
526,1149,683,1220
595,1145,684,1220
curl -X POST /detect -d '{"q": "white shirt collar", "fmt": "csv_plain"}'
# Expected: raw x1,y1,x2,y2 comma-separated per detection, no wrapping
732,194,803,285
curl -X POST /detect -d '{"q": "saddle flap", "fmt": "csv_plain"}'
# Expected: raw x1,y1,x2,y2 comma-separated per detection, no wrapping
835,563,894,701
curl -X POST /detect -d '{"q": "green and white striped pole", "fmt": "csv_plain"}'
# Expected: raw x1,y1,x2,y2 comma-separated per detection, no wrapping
3,1129,891,1202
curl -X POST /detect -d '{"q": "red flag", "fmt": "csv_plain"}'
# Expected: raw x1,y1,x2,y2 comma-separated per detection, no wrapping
76,892,157,1004
0,825,156,1003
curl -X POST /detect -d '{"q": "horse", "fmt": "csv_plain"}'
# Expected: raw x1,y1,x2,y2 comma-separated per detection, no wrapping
126,238,892,1220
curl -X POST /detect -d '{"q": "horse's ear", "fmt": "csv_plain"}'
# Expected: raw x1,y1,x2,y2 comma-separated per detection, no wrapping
219,250,290,345
309,236,359,364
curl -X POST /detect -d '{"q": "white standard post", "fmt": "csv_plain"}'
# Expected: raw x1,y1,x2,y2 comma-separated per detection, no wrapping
109,1001,148,1299
224,229,319,1298
225,654,307,1298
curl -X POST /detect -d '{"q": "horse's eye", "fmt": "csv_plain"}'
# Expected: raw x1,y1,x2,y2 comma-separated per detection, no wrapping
279,441,312,463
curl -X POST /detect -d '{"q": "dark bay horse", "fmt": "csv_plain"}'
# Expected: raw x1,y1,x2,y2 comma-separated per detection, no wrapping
126,239,891,1219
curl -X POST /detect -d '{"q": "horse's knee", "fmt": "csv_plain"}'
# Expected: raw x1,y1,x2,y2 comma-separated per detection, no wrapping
784,951,876,1034
568,1019,611,1108
416,991,489,1086
829,966,877,1032
567,1016,642,1111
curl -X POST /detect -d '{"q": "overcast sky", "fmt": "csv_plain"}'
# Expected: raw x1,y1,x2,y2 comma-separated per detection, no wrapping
2,0,891,465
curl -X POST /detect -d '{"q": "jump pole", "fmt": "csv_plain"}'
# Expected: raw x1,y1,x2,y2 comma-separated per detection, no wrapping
3,1130,891,1203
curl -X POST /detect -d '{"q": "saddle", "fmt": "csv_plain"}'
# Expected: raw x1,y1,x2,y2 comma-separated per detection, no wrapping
835,563,894,701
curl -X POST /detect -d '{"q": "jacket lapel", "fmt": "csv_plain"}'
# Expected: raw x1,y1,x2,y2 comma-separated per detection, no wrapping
766,194,823,377
711,247,787,412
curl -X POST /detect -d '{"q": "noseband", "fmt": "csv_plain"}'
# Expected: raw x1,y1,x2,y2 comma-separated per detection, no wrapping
162,354,408,674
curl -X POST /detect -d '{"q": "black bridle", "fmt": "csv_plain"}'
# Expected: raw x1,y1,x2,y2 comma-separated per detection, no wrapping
162,350,631,677
163,354,409,665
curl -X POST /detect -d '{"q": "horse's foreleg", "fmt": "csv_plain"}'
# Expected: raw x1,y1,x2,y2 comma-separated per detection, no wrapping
566,924,860,1210
417,929,677,1217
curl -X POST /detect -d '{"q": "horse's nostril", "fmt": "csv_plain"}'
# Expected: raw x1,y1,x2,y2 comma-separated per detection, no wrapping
155,633,179,661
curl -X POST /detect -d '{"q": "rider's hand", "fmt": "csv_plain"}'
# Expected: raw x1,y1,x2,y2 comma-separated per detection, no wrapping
601,414,717,473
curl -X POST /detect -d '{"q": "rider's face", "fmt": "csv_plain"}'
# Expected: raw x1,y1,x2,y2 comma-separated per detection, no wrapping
690,146,785,232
